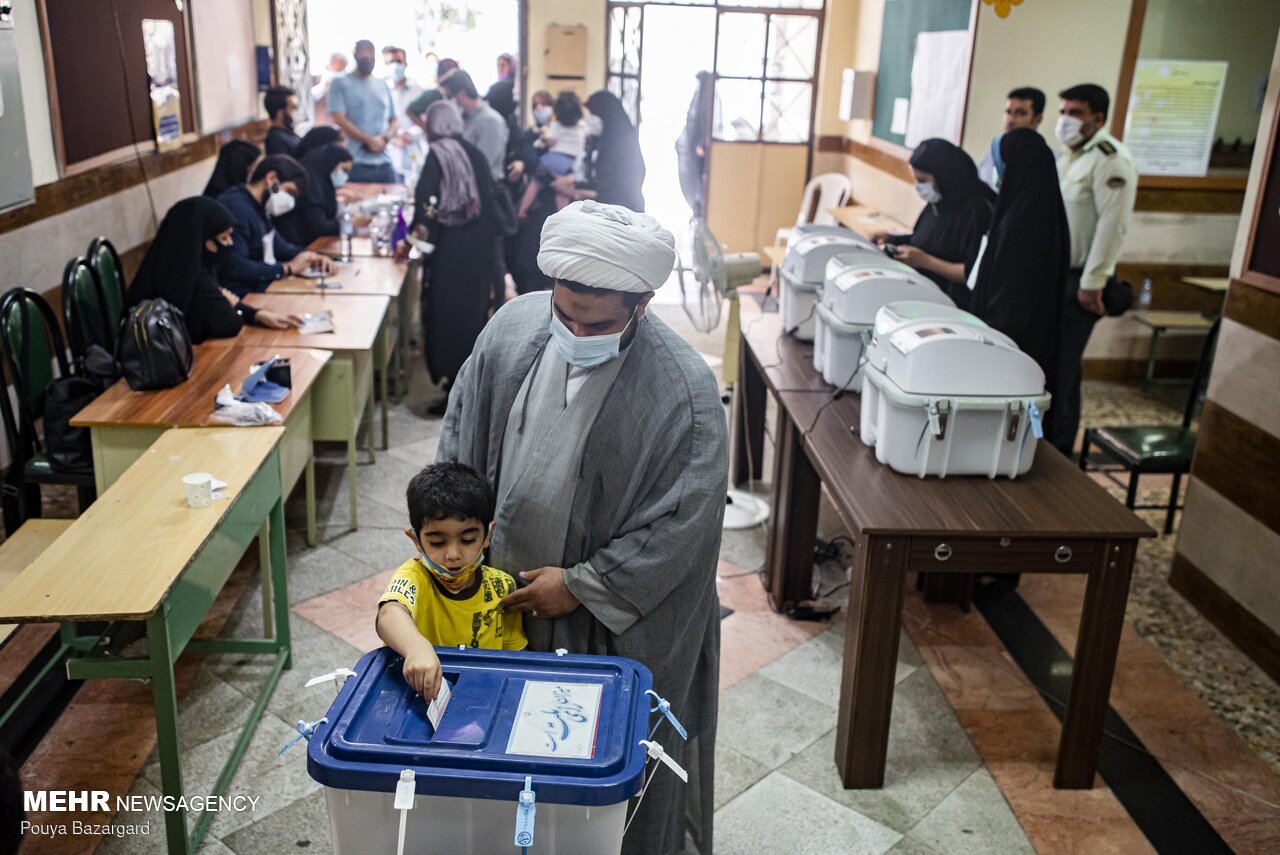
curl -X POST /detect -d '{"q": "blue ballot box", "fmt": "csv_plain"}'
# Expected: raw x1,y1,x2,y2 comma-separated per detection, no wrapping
308,646,653,854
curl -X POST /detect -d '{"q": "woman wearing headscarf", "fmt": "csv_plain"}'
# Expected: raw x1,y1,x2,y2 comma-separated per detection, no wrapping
203,140,261,198
553,91,646,212
408,102,498,412
875,138,995,307
274,143,354,246
127,198,300,343
966,127,1071,446
294,125,343,160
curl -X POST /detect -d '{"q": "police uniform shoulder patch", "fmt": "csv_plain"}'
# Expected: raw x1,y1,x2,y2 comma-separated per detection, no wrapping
1098,140,1117,156
1106,175,1127,188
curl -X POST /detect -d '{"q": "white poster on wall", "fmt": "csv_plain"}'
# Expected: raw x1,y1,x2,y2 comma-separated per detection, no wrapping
1124,60,1229,176
905,30,969,148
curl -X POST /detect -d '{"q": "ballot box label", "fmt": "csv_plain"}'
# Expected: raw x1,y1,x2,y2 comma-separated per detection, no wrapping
506,681,604,759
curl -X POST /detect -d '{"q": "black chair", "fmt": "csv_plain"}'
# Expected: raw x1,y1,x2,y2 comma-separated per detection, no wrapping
1079,317,1221,534
0,288,96,535
86,237,125,332
60,256,114,367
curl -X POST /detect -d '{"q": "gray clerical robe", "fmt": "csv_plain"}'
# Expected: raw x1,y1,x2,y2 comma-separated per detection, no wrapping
437,292,727,854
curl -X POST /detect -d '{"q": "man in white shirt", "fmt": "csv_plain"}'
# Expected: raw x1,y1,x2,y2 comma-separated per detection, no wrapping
1054,83,1138,455
977,86,1044,192
382,45,427,181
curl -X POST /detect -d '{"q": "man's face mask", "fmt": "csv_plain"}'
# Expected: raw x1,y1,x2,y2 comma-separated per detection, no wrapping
1055,114,1085,148
355,56,376,76
549,306,636,368
389,61,407,82
266,181,296,217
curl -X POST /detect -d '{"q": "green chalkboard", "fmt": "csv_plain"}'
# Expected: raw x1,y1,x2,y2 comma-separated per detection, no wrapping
872,0,973,147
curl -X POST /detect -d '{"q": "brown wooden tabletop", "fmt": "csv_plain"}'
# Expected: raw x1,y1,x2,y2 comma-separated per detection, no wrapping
340,182,409,201
267,256,406,297
209,293,390,354
739,299,832,393
308,235,377,258
781,391,1157,540
72,346,332,429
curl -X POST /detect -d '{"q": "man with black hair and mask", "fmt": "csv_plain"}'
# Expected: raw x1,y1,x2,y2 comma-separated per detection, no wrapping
1053,83,1137,455
329,39,399,183
264,86,301,156
217,154,337,296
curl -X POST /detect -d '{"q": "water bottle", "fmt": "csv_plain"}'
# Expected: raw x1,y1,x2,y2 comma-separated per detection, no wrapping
372,210,393,257
339,212,354,261
1139,277,1153,310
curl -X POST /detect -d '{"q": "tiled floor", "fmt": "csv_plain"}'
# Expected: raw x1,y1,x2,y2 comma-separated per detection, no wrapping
7,301,1280,853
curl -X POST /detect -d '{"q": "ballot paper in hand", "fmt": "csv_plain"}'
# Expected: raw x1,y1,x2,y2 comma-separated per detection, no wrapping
298,310,335,335
427,679,452,729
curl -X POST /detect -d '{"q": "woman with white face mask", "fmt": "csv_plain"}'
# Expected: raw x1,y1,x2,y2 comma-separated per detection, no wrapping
869,138,996,307
214,154,337,295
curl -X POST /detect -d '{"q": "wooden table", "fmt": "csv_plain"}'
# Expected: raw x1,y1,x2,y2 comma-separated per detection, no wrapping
213,293,391,530
308,235,377,258
828,204,909,236
0,519,71,648
0,428,291,855
1181,276,1230,293
1132,310,1216,389
284,250,414,402
731,304,1155,791
72,345,330,545
341,182,409,202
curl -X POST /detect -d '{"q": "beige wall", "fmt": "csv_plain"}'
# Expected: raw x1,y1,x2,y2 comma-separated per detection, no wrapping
526,0,606,99
708,142,809,254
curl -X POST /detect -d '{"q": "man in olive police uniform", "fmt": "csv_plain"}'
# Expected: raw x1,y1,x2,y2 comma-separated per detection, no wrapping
1053,83,1137,455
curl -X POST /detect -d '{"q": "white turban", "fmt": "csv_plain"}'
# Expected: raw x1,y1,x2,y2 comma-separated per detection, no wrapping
537,200,676,293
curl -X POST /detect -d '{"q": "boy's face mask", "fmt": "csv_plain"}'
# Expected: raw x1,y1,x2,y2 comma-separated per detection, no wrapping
415,533,486,594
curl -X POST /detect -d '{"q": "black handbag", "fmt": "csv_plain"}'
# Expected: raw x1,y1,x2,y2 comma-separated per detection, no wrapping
42,376,98,473
116,298,194,391
1102,276,1134,317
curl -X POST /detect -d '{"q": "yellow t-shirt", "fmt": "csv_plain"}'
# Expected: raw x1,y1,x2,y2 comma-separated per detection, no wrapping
379,559,527,651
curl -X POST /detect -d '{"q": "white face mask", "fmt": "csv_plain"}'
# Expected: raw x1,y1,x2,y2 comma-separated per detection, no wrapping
533,105,553,126
915,181,942,205
266,183,296,217
389,61,406,82
549,307,636,368
585,114,604,136
1055,114,1085,148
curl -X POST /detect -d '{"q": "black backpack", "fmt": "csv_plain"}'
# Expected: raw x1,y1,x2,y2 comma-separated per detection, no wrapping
116,299,194,391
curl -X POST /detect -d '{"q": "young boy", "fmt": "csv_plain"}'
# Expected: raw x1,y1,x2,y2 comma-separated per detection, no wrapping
376,462,526,700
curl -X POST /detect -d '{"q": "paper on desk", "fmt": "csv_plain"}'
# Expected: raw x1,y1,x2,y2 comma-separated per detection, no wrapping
298,310,335,335
427,679,452,729
211,478,227,500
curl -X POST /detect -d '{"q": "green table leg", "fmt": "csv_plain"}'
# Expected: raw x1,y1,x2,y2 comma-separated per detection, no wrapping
377,324,390,451
1143,327,1163,390
269,497,292,666
147,605,189,855
259,522,273,639
305,454,317,547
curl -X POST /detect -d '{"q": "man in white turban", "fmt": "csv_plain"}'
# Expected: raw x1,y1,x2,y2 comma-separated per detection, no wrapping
437,201,726,854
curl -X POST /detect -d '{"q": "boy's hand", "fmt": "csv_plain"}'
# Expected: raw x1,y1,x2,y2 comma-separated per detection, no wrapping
501,566,580,619
403,644,443,700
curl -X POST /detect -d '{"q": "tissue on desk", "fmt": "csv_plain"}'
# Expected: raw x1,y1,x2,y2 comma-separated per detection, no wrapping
211,385,283,426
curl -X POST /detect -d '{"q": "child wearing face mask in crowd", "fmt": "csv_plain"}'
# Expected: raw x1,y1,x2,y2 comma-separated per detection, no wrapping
516,90,588,218
376,463,527,700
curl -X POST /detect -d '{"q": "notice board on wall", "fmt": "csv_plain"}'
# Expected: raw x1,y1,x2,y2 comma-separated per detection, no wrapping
872,0,974,148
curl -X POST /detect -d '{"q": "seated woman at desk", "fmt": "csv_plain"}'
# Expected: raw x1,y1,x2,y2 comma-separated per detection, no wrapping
872,138,994,307
274,143,355,246
127,197,303,344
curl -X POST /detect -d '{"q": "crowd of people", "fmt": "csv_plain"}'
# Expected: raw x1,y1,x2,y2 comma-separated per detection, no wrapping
141,42,650,412
874,83,1137,454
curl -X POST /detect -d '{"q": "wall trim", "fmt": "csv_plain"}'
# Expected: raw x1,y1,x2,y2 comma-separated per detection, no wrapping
1169,552,1280,685
0,120,268,238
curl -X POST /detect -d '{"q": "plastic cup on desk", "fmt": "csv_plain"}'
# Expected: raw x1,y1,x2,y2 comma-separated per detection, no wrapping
183,472,214,508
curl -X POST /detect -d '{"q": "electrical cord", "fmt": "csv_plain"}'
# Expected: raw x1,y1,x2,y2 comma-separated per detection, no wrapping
109,0,160,232
803,354,866,438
